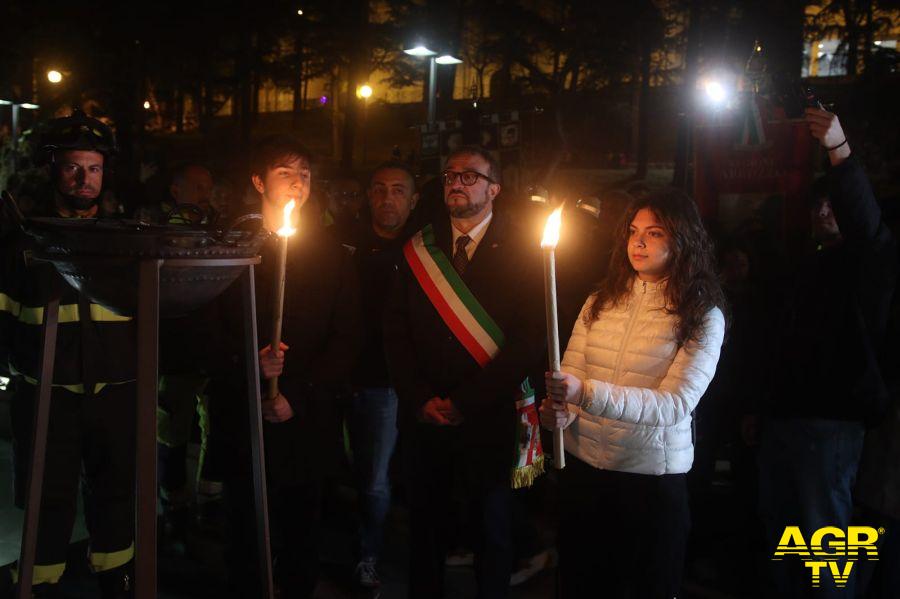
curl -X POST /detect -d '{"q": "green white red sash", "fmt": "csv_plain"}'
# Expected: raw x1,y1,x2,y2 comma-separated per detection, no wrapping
404,224,544,488
403,224,504,367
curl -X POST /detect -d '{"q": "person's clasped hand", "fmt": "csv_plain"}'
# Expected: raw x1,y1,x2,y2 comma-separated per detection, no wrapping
258,341,289,379
262,393,295,423
419,397,464,426
539,398,576,431
545,371,584,405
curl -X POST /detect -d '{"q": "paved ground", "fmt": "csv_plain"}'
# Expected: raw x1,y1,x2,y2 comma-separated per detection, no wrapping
0,398,765,599
0,435,559,599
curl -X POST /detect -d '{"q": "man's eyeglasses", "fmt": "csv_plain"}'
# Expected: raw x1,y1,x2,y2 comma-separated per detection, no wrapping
442,170,496,187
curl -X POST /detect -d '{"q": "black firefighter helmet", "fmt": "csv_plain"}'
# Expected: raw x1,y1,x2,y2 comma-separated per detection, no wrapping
37,109,117,165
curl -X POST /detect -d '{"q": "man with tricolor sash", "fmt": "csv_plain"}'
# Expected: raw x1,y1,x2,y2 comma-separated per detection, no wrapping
384,146,546,598
0,112,138,598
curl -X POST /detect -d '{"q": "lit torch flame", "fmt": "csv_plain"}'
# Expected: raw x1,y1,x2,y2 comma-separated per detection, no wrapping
541,206,563,249
277,199,297,237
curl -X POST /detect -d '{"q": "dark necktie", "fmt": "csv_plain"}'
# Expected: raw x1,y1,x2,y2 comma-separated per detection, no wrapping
452,235,472,275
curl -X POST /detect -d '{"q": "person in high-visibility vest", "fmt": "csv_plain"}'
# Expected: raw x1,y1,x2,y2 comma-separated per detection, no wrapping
0,110,137,599
133,163,217,225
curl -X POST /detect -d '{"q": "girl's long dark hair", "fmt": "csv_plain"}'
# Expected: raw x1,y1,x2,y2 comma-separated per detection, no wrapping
585,189,727,345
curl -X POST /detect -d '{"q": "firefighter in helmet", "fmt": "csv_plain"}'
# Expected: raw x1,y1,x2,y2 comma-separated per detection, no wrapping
1,110,137,598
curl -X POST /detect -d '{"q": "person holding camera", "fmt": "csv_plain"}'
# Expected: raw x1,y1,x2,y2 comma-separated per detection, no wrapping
757,108,897,598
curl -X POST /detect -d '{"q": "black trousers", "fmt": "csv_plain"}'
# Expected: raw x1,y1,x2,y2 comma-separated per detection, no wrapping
223,477,322,599
405,424,513,599
215,387,323,599
10,382,137,584
557,454,690,599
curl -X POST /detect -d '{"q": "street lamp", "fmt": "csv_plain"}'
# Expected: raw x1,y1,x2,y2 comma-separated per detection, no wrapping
47,70,63,84
698,71,737,111
357,84,373,163
403,44,462,126
403,45,437,57
0,99,40,150
703,80,727,105
434,55,463,65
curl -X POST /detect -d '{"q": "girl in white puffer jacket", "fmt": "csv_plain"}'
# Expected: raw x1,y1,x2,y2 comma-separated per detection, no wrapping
542,189,726,598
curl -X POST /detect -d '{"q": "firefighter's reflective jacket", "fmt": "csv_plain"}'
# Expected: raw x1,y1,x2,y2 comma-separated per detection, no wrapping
0,228,136,394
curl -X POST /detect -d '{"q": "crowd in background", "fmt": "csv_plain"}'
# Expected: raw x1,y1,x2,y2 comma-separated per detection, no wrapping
1,106,898,599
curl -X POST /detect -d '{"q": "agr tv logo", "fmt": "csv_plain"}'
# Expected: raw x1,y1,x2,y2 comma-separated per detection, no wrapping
772,526,883,588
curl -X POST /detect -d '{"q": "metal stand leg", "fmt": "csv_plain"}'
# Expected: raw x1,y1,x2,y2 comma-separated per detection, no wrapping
16,297,60,599
135,259,161,599
241,265,274,599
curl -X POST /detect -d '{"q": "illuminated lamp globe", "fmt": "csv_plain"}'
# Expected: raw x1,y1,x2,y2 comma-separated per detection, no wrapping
704,80,727,105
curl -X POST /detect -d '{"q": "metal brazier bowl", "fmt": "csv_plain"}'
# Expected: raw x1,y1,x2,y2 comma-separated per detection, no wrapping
25,216,266,317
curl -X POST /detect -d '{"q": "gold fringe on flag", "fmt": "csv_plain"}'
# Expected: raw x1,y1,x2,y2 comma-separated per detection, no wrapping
511,454,546,489
510,381,545,489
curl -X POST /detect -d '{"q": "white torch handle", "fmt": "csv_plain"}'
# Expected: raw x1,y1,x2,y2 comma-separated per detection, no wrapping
543,249,566,469
268,236,288,400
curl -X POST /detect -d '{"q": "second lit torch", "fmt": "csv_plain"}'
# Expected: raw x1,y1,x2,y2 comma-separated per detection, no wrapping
269,199,297,400
541,206,565,469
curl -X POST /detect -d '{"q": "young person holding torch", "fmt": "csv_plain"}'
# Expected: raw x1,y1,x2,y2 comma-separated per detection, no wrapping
204,136,360,599
541,190,726,598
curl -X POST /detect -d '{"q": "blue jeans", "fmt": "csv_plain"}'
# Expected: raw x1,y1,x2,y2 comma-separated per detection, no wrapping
347,387,399,561
758,418,865,598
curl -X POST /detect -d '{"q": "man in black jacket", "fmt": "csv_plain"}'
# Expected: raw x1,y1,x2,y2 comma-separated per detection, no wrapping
758,109,896,598
384,146,545,598
333,161,419,588
206,135,361,598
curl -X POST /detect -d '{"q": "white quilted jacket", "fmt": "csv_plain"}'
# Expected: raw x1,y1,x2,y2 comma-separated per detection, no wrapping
561,278,725,475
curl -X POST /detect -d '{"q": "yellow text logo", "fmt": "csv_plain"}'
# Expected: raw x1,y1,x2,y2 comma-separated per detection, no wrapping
772,526,883,588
